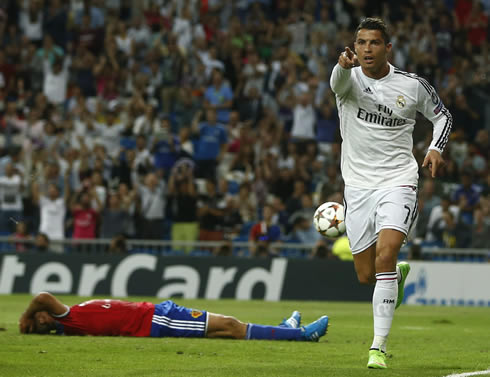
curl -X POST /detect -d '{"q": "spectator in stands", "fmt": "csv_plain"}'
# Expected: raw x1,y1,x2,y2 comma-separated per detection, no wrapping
236,183,258,224
34,162,64,201
310,240,337,260
285,180,307,218
426,195,461,246
197,179,225,244
74,13,102,54
71,186,102,241
117,183,137,238
135,172,166,240
2,100,23,147
11,221,31,252
173,87,202,131
74,0,105,29
132,134,152,175
249,204,281,257
128,16,151,53
472,176,490,248
271,165,295,205
133,104,158,136
36,35,63,66
160,34,184,114
317,163,343,203
91,170,107,206
316,97,339,149
221,196,244,242
100,191,134,239
237,86,264,128
242,50,267,98
204,68,233,125
114,21,135,58
31,180,69,253
290,87,316,143
291,215,322,246
0,162,23,233
108,234,128,254
466,142,487,179
33,232,50,252
44,0,68,49
451,94,480,141
19,0,44,45
167,163,199,253
193,109,228,180
43,57,69,106
94,106,126,159
152,115,178,176
452,172,481,225
0,145,23,176
416,179,442,239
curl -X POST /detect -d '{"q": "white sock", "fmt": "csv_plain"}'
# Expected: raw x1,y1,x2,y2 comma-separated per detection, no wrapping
371,272,398,353
396,265,401,283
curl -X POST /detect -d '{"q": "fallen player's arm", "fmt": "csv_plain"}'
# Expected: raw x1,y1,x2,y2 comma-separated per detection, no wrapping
19,292,67,333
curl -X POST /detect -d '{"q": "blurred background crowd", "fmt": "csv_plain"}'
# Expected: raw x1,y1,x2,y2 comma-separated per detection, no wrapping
0,0,488,257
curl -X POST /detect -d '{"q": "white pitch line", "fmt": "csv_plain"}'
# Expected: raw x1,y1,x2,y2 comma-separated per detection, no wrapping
443,370,490,377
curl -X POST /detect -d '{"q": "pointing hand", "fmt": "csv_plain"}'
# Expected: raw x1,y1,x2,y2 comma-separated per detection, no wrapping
339,47,359,69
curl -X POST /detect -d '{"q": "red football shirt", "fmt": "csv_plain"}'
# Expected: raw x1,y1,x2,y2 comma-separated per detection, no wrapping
73,208,98,239
56,300,155,337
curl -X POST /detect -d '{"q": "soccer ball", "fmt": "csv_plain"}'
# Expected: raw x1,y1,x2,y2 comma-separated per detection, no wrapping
313,202,346,238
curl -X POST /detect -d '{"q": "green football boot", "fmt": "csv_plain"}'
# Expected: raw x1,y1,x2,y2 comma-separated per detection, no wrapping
367,349,387,369
396,262,411,309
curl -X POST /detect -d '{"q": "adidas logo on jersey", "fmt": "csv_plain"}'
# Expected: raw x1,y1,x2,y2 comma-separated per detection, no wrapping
363,87,373,94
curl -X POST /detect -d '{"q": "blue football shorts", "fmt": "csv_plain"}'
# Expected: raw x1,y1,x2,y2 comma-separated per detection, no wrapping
150,300,208,338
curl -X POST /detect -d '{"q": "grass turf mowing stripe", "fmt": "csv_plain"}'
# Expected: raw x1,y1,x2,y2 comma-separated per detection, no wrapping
443,370,490,377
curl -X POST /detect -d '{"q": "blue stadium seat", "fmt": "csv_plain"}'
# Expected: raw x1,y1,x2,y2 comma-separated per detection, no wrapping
162,249,185,256
189,249,212,257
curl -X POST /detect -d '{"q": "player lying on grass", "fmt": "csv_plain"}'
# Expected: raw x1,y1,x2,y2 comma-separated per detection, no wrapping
19,292,329,342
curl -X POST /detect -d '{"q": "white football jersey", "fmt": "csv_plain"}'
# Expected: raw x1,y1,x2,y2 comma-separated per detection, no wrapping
330,63,452,189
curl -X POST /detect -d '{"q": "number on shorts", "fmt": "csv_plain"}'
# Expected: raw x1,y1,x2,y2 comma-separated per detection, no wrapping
403,205,411,225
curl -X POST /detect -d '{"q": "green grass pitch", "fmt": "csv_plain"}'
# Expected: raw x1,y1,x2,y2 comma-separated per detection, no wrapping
0,294,488,377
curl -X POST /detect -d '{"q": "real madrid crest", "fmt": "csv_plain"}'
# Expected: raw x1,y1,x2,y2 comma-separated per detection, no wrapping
396,95,406,108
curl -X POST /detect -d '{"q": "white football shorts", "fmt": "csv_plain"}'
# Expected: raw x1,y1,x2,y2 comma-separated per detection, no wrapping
343,185,418,254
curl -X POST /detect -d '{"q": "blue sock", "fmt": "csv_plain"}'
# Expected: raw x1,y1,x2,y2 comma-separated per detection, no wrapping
246,324,304,341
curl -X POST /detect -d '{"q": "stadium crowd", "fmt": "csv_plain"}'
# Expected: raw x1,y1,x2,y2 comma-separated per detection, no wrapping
0,0,488,257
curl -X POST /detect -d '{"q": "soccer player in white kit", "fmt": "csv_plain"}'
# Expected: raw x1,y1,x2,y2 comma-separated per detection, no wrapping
330,18,452,369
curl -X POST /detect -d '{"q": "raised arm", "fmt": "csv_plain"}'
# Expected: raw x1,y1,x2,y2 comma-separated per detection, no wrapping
19,292,68,334
31,181,41,205
330,47,358,97
90,186,104,213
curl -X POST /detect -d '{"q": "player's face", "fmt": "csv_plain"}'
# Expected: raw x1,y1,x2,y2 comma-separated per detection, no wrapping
34,311,56,334
354,29,392,78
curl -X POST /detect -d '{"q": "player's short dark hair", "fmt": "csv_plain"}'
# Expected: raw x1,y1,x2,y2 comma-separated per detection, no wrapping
355,18,390,44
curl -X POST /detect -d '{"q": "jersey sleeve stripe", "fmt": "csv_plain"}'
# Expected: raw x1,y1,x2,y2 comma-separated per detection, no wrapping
393,70,433,94
434,108,452,150
51,305,70,318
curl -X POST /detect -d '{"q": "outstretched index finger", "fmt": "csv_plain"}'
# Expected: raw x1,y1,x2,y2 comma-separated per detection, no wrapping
345,47,354,59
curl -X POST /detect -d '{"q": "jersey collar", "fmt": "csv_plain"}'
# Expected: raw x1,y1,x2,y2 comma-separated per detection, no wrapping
359,63,394,82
